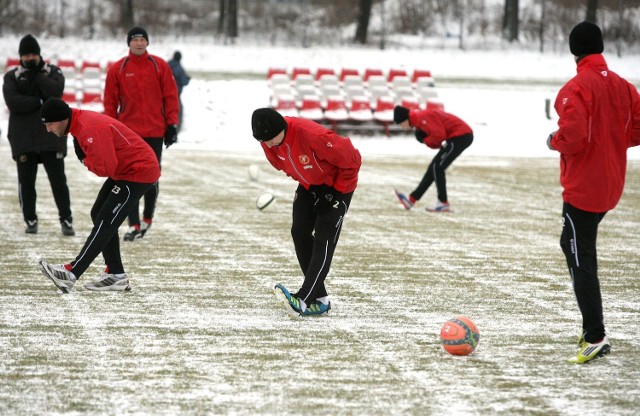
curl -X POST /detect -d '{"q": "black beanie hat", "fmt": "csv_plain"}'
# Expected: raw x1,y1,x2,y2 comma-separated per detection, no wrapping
40,98,71,123
393,105,410,124
19,34,40,56
127,26,149,45
569,21,604,57
252,108,287,141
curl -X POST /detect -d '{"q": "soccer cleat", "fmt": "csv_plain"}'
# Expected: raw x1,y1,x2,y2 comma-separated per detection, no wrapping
394,189,413,210
426,201,451,213
303,300,331,316
84,272,131,292
38,259,76,293
568,337,611,364
25,219,38,234
123,226,141,241
60,219,75,236
274,283,303,318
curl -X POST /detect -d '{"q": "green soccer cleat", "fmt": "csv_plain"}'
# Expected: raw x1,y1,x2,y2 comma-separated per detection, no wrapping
568,336,611,364
303,300,331,316
274,283,303,318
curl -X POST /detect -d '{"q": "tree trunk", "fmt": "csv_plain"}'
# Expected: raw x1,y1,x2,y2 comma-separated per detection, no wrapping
586,0,598,23
503,0,519,42
354,0,373,45
121,0,134,30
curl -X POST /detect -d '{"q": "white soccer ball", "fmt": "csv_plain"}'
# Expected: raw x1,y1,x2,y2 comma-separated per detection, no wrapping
248,164,261,181
256,192,276,211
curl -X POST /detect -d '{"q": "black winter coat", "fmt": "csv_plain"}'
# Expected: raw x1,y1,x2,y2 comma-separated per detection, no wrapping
2,61,67,160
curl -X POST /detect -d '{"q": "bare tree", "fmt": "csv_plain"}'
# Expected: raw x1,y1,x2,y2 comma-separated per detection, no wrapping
354,0,373,44
586,0,598,22
121,0,134,30
503,0,519,41
218,0,238,40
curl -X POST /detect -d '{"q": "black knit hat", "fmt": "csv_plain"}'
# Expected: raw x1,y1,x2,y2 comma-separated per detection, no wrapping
569,21,604,57
40,98,71,123
252,108,287,141
127,26,149,45
393,105,410,124
19,34,40,56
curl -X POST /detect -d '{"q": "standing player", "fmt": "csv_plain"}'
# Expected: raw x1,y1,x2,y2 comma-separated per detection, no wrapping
393,105,473,212
103,26,179,241
251,108,361,317
548,21,640,363
37,98,160,292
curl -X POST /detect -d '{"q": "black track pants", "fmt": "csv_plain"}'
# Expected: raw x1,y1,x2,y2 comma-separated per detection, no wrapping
291,184,353,305
411,134,473,203
128,138,163,226
560,202,607,343
71,179,153,277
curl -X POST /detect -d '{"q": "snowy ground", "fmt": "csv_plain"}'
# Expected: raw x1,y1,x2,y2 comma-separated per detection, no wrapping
1,38,640,415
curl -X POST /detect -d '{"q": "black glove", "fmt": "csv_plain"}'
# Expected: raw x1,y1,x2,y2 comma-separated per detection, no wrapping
309,184,343,215
547,131,556,150
164,125,178,148
73,138,85,164
415,129,427,144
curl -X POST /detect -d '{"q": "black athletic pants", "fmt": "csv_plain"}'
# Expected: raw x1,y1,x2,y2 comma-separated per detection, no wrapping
560,202,607,343
70,179,153,278
16,151,72,224
291,184,353,305
128,138,162,226
410,134,473,203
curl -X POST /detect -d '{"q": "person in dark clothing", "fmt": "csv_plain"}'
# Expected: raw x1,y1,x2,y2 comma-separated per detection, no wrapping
167,51,190,131
392,105,473,213
548,21,640,364
38,98,160,293
251,108,361,318
2,34,74,235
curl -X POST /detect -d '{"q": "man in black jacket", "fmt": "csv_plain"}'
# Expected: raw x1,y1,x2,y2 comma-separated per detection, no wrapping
2,34,74,235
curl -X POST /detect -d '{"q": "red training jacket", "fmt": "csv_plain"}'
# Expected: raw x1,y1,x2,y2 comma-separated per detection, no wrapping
551,54,640,213
261,117,361,193
103,51,179,138
408,109,473,149
69,108,161,183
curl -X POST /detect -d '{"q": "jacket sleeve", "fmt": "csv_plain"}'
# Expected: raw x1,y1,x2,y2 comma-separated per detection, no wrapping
628,83,640,148
80,126,119,178
412,110,446,149
33,64,64,100
160,61,180,126
2,70,42,115
552,83,590,155
312,132,361,193
103,65,120,118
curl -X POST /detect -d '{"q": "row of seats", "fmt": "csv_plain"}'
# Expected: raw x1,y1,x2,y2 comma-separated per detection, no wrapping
268,66,439,119
267,67,443,135
5,57,106,109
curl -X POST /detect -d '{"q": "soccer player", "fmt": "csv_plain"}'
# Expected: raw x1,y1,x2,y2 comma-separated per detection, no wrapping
548,21,640,363
251,108,361,317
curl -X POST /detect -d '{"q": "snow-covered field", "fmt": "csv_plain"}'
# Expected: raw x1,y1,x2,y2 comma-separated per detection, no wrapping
1,38,640,415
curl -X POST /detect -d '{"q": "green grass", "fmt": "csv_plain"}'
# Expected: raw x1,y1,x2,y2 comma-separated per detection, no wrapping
1,145,639,415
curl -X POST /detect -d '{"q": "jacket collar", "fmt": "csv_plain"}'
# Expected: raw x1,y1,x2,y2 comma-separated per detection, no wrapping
576,54,607,73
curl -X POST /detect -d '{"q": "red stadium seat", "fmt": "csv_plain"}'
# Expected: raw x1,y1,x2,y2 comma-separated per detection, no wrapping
315,68,335,81
5,57,21,72
412,69,433,83
339,68,359,81
363,68,383,81
291,67,311,80
267,67,287,79
388,69,408,82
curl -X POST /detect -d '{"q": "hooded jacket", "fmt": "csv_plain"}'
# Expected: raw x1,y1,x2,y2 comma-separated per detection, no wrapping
103,50,179,138
551,54,640,212
69,108,160,183
2,61,66,159
261,117,361,193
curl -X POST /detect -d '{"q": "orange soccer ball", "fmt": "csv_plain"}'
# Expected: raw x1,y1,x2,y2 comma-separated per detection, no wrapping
440,316,480,356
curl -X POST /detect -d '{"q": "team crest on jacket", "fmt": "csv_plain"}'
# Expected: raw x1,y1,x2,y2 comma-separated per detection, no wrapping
299,155,310,164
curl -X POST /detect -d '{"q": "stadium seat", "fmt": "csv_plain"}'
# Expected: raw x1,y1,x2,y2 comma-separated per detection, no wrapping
315,68,335,81
324,97,349,129
56,59,79,105
388,69,408,82
267,67,287,79
401,99,421,110
5,57,21,72
426,99,445,111
339,68,359,81
298,95,324,121
412,69,433,83
79,61,103,109
274,95,299,117
291,67,311,80
349,97,373,122
363,68,383,81
373,97,395,135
